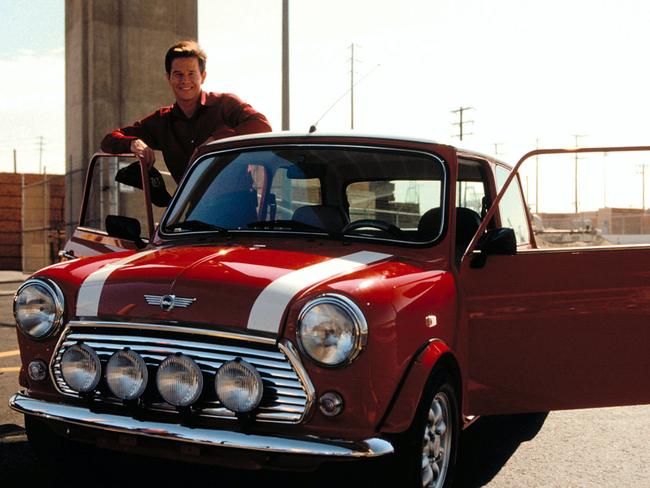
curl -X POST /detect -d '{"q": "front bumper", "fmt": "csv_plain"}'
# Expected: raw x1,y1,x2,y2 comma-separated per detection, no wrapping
10,393,393,459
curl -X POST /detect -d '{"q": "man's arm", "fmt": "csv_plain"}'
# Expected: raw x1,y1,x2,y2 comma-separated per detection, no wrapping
101,113,161,167
209,93,272,141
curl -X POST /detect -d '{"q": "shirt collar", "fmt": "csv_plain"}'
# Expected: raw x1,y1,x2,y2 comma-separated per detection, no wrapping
171,91,207,120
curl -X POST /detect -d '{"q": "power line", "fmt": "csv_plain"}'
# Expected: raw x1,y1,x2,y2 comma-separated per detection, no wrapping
348,43,362,130
0,136,45,143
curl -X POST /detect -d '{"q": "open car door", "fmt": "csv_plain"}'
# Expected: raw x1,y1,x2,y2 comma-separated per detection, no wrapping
62,153,172,258
459,145,650,416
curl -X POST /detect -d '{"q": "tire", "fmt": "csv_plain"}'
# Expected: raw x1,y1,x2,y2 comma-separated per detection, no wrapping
392,369,460,488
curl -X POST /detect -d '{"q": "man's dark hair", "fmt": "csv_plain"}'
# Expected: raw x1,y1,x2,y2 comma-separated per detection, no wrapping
165,40,207,75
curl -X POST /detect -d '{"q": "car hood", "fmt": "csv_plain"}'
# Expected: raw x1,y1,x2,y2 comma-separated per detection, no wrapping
69,244,394,337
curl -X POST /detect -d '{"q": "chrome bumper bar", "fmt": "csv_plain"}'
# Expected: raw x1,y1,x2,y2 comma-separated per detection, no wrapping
10,393,393,459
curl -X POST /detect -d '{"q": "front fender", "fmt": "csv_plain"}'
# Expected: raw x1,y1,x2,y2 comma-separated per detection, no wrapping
379,339,457,434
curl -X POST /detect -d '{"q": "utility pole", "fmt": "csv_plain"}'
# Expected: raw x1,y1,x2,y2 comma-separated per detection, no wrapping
36,135,45,173
451,107,474,141
535,138,540,213
638,163,648,234
641,164,646,212
493,142,504,155
281,0,290,130
603,152,608,208
572,134,586,214
349,43,361,130
13,149,17,173
309,63,379,133
638,163,648,210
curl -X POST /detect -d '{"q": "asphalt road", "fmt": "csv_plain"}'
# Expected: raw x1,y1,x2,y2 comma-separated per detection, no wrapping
1,280,648,487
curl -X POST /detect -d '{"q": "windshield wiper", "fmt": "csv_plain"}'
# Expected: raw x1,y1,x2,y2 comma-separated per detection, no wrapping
166,220,228,233
247,219,328,233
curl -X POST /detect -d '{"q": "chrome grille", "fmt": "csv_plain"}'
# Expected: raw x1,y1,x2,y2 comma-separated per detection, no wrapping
51,321,313,424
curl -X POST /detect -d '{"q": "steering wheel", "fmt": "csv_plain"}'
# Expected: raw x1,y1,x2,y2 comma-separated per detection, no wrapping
342,219,402,237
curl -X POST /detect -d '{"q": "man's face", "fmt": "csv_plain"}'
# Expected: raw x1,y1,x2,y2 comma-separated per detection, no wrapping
168,57,206,103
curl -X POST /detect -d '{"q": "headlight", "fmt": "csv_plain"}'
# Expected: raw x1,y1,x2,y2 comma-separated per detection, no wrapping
14,279,64,339
296,294,367,368
60,344,102,393
106,349,149,400
215,359,264,413
156,354,204,407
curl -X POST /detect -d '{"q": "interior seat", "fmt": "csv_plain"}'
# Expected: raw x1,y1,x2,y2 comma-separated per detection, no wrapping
417,206,482,260
292,205,349,233
417,207,442,241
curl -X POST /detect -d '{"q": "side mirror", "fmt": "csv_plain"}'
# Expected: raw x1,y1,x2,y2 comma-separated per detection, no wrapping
105,215,146,249
470,228,516,268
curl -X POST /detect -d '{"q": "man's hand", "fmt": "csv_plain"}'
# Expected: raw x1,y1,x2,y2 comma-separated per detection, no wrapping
130,139,156,168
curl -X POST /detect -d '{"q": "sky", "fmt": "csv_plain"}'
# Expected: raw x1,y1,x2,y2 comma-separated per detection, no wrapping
2,0,650,212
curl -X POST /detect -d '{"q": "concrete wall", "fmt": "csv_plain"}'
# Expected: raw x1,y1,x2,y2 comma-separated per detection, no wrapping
65,0,197,237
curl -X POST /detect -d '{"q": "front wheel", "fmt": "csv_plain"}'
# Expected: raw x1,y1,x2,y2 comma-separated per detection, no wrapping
393,371,460,488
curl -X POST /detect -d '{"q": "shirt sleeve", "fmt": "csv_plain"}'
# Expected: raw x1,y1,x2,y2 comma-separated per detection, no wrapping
100,111,162,154
211,93,272,140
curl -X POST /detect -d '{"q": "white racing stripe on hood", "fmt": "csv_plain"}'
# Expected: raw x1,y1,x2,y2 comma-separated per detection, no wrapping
247,251,392,333
76,249,158,317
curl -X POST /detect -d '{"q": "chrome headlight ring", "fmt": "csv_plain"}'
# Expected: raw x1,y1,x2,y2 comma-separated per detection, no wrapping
13,278,65,340
296,294,368,368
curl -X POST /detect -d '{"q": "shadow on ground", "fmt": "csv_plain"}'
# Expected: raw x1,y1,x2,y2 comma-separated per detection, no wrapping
1,414,547,487
0,423,372,488
454,412,549,487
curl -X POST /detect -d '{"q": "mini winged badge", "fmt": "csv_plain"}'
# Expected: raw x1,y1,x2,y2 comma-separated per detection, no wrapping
144,294,196,311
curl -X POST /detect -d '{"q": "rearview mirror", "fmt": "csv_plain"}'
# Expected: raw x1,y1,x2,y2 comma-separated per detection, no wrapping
105,215,146,249
470,228,516,268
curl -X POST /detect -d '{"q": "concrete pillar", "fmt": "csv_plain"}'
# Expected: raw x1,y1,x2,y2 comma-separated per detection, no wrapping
65,0,197,237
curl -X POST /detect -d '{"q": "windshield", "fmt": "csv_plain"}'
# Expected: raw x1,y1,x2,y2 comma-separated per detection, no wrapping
162,146,446,244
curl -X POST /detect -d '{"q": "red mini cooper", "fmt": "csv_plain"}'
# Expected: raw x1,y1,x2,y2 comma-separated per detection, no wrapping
10,133,650,487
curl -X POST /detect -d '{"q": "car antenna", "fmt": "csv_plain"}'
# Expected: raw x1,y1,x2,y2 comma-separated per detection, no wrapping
309,64,380,134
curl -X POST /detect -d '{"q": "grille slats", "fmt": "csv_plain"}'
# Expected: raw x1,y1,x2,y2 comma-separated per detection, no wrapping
68,340,294,371
265,386,308,400
52,324,312,424
256,412,303,421
64,333,287,361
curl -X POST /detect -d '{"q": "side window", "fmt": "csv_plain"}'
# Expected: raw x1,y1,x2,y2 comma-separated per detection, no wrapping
519,151,650,249
495,166,531,245
82,156,148,236
457,158,490,216
457,180,485,215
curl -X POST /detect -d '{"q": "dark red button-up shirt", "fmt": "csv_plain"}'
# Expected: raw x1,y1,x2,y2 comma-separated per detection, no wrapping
101,91,272,182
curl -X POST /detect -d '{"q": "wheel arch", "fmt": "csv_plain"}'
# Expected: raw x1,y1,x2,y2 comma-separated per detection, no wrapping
378,339,462,434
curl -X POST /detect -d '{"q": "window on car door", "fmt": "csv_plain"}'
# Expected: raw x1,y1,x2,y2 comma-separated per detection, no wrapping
460,146,650,416
495,166,531,245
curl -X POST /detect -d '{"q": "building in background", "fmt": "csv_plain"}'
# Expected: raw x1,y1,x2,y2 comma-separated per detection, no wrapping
65,0,197,237
0,172,65,271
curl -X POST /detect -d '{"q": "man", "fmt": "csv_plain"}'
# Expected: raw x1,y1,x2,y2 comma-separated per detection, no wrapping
101,40,272,183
